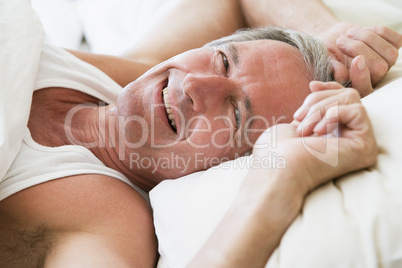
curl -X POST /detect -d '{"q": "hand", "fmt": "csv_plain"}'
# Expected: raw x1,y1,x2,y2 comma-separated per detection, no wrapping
317,22,402,90
251,82,378,195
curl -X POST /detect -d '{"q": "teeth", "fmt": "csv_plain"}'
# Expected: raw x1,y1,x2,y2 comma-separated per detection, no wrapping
162,87,177,131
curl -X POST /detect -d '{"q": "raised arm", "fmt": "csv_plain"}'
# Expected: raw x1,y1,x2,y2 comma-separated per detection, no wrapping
124,0,245,68
188,85,378,267
240,0,337,33
66,49,152,87
126,0,401,89
240,0,402,87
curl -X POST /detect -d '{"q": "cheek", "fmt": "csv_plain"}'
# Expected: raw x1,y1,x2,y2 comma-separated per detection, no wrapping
185,118,236,150
117,82,149,119
258,80,311,123
171,49,213,74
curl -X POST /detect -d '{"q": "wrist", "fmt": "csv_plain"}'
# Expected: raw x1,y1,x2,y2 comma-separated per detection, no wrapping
234,167,306,225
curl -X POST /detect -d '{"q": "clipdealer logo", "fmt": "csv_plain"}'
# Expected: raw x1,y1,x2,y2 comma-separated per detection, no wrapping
63,101,288,161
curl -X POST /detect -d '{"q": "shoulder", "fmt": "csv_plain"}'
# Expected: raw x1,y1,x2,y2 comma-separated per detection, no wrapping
0,174,157,267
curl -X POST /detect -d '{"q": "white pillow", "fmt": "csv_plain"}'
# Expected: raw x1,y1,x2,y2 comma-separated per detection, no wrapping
0,0,44,181
323,0,402,32
150,55,402,268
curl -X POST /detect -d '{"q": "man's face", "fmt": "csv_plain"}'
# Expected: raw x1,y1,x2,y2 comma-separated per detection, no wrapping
116,39,312,184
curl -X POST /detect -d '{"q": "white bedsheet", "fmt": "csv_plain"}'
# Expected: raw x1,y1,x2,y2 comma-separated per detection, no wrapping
324,0,402,32
0,0,44,181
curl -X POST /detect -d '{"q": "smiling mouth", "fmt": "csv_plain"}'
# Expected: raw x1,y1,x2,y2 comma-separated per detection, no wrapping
162,87,177,132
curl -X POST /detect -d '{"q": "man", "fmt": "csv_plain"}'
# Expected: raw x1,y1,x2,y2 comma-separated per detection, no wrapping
0,24,381,267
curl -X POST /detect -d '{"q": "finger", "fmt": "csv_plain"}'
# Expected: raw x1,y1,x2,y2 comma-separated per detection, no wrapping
304,103,377,180
312,105,340,136
297,106,322,137
309,81,344,92
293,89,337,122
336,35,388,84
294,83,345,121
290,120,300,128
364,26,402,49
349,56,373,97
346,27,400,67
330,59,350,85
296,88,361,136
294,87,357,123
313,103,371,138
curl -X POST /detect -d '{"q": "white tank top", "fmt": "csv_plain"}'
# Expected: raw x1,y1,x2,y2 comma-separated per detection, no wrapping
0,44,148,201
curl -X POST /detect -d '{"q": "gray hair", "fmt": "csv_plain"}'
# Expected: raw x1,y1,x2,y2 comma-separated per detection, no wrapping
205,26,339,85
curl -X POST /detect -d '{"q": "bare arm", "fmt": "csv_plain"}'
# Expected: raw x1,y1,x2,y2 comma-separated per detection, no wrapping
42,179,158,268
124,0,245,68
240,0,338,34
67,49,152,87
125,0,338,67
189,168,304,267
5,174,159,267
189,85,378,267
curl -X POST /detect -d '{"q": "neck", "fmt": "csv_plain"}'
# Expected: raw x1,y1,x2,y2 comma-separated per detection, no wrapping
67,105,154,192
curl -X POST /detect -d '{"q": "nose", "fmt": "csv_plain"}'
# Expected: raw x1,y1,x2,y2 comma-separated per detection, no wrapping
183,73,235,112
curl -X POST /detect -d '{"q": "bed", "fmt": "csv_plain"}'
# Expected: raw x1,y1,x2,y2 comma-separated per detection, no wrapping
151,59,402,267
146,1,402,267
2,0,402,267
